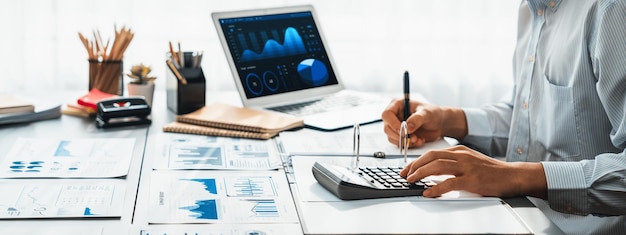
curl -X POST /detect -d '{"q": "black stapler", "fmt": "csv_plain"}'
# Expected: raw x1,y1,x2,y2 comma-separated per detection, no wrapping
95,97,152,128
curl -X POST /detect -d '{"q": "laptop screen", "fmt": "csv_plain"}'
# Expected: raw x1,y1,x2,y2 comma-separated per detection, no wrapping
215,9,340,100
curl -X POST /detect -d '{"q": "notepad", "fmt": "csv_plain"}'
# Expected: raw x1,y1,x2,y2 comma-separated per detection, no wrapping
163,102,304,139
76,88,118,109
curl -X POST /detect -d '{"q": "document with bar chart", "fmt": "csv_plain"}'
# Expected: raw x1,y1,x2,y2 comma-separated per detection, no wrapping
152,135,283,170
147,170,299,224
0,137,135,178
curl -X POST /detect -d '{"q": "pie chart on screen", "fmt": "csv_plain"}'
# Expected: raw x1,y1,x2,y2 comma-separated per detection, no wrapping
297,58,328,86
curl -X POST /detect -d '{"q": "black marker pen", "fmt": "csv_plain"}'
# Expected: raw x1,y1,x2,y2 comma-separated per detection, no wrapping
403,71,410,121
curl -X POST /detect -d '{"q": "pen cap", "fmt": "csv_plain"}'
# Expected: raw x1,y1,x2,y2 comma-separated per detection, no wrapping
403,71,410,94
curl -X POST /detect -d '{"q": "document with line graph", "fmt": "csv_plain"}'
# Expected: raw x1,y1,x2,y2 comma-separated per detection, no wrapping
0,179,126,219
147,170,299,224
152,135,283,170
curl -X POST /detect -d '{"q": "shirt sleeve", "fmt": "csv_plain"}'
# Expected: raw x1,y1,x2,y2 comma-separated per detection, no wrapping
543,0,626,216
542,154,626,216
461,99,514,157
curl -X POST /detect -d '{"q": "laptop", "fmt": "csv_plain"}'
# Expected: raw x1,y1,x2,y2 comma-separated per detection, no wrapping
212,5,390,131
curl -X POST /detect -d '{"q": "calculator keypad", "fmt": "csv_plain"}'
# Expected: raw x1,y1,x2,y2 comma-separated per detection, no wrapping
356,166,434,189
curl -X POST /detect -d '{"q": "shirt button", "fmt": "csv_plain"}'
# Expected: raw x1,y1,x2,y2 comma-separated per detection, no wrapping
529,55,535,62
537,9,544,16
516,147,524,155
522,101,528,110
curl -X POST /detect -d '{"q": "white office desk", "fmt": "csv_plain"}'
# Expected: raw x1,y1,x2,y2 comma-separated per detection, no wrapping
279,122,564,235
0,90,564,235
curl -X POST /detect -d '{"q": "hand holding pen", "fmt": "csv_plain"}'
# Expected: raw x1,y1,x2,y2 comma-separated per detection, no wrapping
381,71,440,148
382,72,467,148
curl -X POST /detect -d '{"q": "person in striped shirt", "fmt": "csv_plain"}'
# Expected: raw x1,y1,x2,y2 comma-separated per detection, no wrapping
383,0,626,233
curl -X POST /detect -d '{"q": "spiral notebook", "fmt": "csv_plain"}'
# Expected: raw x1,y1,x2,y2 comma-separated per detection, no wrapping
162,102,304,139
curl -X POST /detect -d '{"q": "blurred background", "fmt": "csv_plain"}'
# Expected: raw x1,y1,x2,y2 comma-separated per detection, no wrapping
0,0,518,108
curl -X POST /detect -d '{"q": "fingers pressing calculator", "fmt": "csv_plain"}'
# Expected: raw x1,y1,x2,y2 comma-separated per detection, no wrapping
312,161,436,200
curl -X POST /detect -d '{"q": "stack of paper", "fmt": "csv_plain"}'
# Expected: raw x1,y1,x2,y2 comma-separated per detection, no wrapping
0,94,61,125
0,137,136,219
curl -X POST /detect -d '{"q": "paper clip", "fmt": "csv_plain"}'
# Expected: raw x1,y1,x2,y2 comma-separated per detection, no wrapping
399,121,409,163
353,122,360,167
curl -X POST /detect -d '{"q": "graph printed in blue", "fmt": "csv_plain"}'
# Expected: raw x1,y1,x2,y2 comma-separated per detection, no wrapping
248,199,279,217
171,145,224,167
240,27,306,62
83,207,97,216
54,140,82,157
181,178,218,194
179,178,219,220
180,199,219,220
227,177,276,197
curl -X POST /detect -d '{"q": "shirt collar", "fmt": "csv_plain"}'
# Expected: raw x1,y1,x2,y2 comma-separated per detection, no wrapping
528,0,562,12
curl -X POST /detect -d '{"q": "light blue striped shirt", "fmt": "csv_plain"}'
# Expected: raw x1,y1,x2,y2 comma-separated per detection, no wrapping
462,0,626,233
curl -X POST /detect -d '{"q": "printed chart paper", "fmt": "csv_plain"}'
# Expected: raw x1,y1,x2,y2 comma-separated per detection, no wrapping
148,170,299,224
0,137,135,178
153,135,282,170
139,223,304,235
0,179,126,218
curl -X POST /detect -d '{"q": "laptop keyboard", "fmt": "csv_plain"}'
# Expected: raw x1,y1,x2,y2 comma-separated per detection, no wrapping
268,93,376,117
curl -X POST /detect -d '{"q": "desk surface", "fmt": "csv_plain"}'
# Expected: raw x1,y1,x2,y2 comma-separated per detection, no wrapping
0,90,564,235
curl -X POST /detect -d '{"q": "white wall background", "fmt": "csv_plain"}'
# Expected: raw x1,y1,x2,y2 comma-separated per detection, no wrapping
0,0,518,108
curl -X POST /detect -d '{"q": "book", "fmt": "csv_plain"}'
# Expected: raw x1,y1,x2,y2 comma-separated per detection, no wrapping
163,102,304,139
77,88,118,109
61,101,97,118
0,94,35,114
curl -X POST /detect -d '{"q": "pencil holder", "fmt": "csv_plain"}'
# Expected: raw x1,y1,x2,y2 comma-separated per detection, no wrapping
166,60,206,115
89,60,124,95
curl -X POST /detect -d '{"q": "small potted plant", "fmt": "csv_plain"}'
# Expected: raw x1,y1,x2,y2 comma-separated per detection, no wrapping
127,63,157,106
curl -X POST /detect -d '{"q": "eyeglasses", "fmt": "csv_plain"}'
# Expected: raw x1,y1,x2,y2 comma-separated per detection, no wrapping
399,121,409,163
351,121,409,166
352,122,361,168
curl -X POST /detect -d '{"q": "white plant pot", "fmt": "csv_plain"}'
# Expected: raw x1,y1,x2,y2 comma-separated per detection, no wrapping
127,82,155,106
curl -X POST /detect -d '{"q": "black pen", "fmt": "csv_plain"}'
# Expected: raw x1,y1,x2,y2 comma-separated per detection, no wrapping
403,71,410,121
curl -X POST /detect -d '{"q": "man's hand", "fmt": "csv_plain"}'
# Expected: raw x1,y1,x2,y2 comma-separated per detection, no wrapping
400,145,547,198
381,98,467,147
